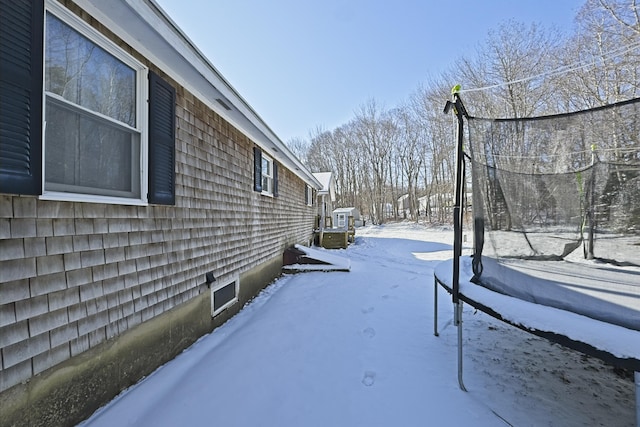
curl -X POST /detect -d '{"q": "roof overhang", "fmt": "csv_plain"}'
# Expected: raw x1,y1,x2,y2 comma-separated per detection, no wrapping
312,172,336,202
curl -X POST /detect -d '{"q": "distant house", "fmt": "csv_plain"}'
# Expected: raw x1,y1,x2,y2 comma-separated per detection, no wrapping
418,195,429,216
398,194,410,218
418,192,470,221
0,1,321,425
312,171,336,230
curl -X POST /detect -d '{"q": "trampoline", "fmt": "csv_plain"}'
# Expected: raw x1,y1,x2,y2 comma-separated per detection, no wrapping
434,94,640,423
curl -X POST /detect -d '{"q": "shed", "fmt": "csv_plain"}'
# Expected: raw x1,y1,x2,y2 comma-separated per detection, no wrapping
332,207,361,229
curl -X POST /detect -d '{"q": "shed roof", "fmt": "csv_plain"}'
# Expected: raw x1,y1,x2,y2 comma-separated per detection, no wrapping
333,207,359,214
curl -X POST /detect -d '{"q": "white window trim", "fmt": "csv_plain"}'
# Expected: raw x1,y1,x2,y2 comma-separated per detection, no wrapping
211,276,239,317
306,184,313,206
42,0,149,205
261,153,274,197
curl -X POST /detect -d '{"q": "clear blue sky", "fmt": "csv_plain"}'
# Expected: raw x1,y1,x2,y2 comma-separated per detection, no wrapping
154,0,585,143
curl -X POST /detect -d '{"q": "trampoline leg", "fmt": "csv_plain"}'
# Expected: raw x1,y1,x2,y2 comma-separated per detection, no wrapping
633,372,640,427
434,278,439,337
456,301,467,392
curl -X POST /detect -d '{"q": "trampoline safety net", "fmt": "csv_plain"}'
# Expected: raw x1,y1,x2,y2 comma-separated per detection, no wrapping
468,98,640,273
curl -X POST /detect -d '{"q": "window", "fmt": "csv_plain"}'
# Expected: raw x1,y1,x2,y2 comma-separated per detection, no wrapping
43,6,147,201
211,278,239,316
337,213,346,228
305,184,313,206
0,1,175,204
253,147,278,197
261,155,274,195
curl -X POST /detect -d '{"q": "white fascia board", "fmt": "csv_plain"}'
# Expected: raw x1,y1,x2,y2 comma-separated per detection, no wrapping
75,0,321,189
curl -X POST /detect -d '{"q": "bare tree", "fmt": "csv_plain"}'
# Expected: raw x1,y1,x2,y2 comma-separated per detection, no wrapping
559,0,640,110
409,80,458,223
458,20,564,118
393,105,426,221
297,3,639,228
286,137,310,166
306,126,335,174
596,0,640,35
353,99,396,224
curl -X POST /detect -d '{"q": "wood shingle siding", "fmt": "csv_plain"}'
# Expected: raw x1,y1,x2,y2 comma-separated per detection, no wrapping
0,91,316,423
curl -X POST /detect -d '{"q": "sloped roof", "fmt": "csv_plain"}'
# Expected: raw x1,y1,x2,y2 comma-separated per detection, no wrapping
313,172,332,192
312,172,336,202
333,207,359,214
311,172,336,203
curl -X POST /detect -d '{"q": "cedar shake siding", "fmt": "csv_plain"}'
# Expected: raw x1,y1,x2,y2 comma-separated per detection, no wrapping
0,0,320,425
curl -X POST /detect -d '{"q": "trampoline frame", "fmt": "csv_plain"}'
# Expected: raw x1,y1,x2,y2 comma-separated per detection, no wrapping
435,92,640,426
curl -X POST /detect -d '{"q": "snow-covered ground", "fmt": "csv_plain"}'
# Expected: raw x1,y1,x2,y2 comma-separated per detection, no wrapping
79,222,636,427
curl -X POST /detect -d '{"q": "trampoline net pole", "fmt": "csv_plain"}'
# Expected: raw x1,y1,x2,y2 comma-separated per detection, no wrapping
452,94,467,305
443,91,470,392
433,277,439,337
636,372,639,427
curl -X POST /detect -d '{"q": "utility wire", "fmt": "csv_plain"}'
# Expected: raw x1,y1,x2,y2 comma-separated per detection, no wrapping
459,40,640,94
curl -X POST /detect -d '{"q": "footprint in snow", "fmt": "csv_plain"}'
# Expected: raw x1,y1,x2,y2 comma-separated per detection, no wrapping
362,371,376,387
361,307,374,314
363,327,376,338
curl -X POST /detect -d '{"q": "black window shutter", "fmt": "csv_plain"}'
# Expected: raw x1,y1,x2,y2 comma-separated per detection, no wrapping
273,161,278,197
0,0,44,195
148,71,175,205
253,147,262,192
